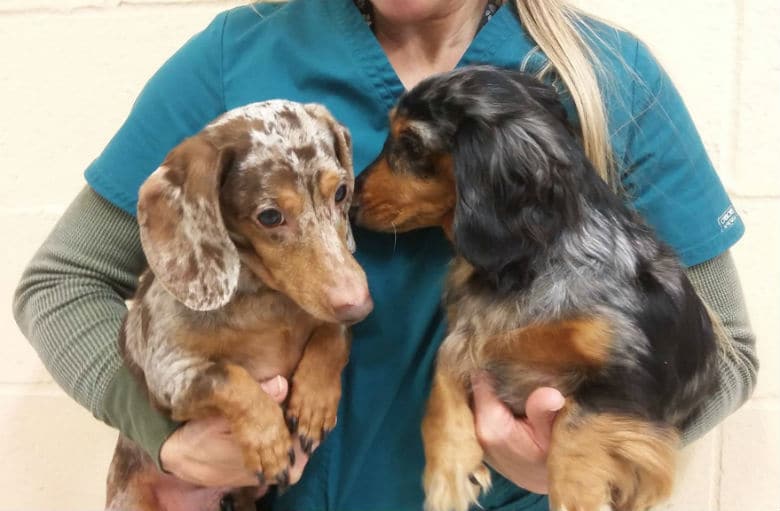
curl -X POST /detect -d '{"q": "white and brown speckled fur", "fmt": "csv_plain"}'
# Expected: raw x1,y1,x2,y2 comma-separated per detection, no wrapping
106,101,372,511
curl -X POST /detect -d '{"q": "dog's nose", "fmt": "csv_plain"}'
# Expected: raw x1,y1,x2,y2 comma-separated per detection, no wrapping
329,284,373,324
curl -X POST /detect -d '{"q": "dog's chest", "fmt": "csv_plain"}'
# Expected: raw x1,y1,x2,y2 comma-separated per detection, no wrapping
134,282,322,402
185,291,321,381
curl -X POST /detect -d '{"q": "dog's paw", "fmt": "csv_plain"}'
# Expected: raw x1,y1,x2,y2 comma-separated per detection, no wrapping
234,405,294,486
550,503,613,511
423,458,491,511
549,483,614,511
285,372,341,455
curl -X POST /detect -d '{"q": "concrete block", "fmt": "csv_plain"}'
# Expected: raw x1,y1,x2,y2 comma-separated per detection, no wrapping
720,401,780,511
0,4,237,210
731,198,780,399
734,0,780,197
0,392,117,509
0,0,114,12
658,429,719,510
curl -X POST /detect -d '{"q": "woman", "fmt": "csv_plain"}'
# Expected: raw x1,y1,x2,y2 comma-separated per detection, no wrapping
13,1,757,510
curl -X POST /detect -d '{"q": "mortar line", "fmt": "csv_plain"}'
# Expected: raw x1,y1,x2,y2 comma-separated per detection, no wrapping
0,0,241,16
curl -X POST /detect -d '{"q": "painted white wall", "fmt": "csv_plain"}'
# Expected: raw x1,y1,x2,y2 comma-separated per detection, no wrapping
1,1,777,509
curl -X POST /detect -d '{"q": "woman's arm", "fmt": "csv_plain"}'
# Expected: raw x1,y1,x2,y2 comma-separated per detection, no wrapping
682,250,758,443
12,186,180,465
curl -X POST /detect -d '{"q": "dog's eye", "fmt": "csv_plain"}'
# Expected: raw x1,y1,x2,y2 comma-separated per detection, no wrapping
257,208,284,227
334,184,348,203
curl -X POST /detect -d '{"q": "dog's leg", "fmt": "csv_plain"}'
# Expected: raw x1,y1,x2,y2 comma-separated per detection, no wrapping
172,362,293,485
106,435,159,511
422,350,490,511
547,402,678,511
286,323,350,453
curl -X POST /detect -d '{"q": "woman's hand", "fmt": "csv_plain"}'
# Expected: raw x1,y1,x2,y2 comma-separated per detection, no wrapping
471,375,565,494
160,375,310,488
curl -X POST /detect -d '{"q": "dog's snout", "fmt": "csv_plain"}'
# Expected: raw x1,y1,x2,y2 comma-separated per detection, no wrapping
328,279,373,324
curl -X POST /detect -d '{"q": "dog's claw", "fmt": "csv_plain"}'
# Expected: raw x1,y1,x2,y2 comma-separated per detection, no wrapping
287,416,298,433
289,448,296,466
220,494,235,511
301,436,314,456
256,472,266,486
276,469,290,490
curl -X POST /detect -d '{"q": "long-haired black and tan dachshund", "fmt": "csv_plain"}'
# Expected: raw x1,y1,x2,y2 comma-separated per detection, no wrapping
352,66,722,511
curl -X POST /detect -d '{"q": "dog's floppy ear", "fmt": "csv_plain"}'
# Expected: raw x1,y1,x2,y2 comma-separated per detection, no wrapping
137,135,240,311
304,103,357,252
451,114,580,289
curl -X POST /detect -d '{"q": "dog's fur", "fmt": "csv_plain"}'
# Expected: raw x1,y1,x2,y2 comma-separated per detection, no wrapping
106,100,372,511
352,66,719,511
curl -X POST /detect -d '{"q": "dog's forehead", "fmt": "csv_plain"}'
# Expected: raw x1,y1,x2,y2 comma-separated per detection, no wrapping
209,100,338,173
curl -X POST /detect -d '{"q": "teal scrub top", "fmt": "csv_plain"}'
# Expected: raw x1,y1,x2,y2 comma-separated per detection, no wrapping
85,1,744,510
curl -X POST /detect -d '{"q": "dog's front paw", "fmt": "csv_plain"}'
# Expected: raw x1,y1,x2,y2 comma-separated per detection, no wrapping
423,452,491,511
286,371,341,455
234,405,294,487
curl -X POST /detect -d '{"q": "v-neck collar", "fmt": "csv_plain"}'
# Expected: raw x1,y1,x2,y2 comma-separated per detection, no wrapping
331,0,529,111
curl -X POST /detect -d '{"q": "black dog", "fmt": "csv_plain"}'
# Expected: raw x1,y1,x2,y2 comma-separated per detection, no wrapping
353,66,721,511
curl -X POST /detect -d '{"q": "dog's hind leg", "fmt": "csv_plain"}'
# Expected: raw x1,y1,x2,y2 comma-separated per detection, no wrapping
105,435,159,511
547,402,678,511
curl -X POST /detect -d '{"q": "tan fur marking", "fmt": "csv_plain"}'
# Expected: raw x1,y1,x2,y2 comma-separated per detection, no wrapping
319,170,342,199
356,153,455,233
275,187,304,218
483,316,614,370
422,362,490,511
548,402,678,511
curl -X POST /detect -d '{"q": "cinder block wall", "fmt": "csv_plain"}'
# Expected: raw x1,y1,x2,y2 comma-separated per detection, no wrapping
1,1,777,509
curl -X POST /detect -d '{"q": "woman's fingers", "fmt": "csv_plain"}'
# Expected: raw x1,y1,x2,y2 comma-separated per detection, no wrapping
470,374,565,494
259,375,289,403
523,387,565,452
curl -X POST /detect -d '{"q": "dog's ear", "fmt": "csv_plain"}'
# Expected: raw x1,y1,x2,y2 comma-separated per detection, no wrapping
451,115,580,288
137,135,240,311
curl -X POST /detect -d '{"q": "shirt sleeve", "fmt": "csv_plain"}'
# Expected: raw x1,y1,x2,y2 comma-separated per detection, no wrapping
621,40,744,267
85,12,229,215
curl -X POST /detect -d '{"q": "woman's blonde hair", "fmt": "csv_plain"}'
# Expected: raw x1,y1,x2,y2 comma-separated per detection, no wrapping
514,0,617,187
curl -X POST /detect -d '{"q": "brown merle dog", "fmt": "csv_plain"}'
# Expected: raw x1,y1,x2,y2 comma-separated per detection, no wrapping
106,101,372,511
352,66,722,511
